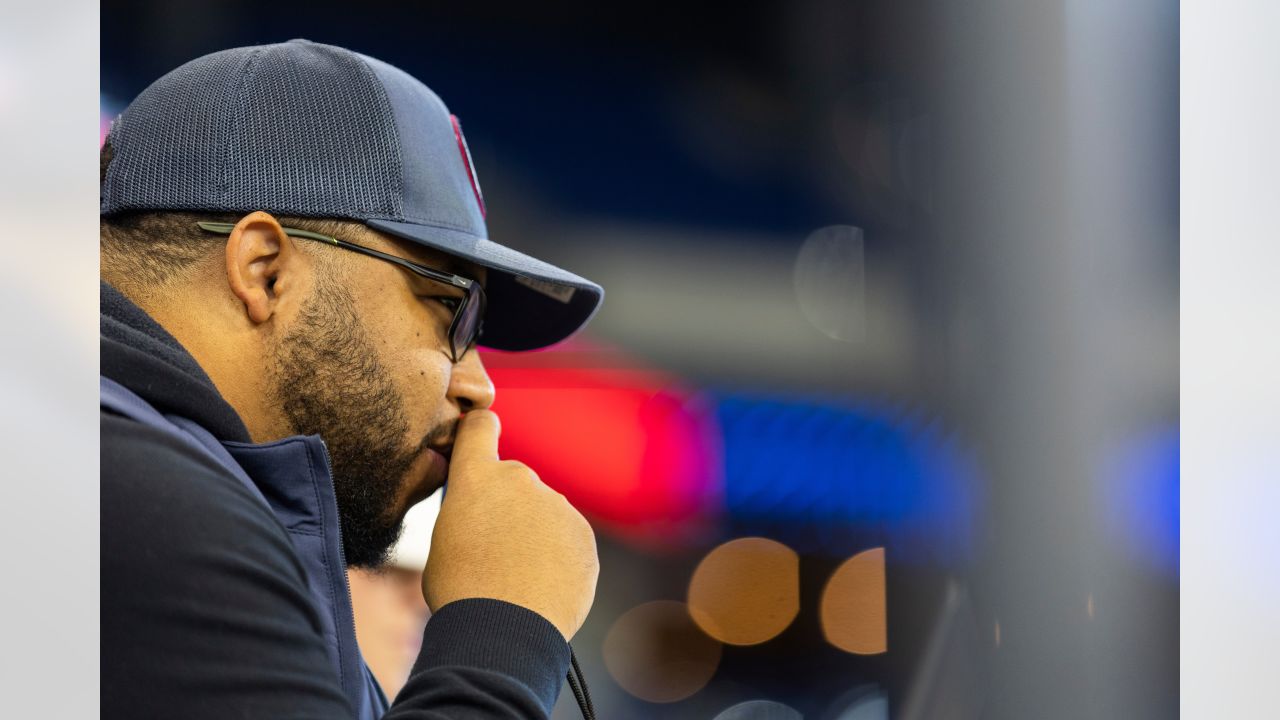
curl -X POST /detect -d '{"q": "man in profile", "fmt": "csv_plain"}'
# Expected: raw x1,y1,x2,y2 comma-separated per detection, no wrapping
101,39,602,719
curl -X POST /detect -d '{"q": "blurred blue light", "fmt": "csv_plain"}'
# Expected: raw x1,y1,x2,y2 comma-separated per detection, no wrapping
714,393,978,563
1104,426,1179,575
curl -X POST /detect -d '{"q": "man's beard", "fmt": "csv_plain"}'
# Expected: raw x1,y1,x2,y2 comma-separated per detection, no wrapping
269,278,439,569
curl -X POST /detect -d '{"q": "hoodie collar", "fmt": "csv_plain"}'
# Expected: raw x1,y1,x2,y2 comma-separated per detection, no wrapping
100,281,251,443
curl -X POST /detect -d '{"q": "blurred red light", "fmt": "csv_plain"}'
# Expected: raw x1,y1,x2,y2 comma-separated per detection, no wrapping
484,349,720,545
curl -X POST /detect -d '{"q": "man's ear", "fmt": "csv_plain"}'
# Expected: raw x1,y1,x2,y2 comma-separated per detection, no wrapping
224,211,300,325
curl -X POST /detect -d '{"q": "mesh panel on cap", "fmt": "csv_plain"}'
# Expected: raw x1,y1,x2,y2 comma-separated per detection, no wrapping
227,42,402,217
101,47,247,214
102,40,404,220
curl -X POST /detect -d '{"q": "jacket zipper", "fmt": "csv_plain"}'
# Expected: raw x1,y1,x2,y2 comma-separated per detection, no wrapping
315,437,367,707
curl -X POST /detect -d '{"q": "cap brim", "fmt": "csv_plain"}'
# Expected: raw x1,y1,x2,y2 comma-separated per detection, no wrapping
366,218,603,352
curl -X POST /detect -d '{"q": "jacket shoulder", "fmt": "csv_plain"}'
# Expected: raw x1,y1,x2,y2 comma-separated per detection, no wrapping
102,410,289,547
101,410,352,717
100,410,313,590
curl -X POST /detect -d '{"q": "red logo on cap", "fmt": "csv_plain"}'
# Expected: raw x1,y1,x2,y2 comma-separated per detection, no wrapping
451,115,486,218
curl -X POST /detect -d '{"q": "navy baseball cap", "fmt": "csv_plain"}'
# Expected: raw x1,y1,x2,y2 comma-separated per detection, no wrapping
101,39,602,352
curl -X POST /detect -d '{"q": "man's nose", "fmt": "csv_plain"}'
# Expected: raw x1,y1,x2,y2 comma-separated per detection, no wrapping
447,349,495,412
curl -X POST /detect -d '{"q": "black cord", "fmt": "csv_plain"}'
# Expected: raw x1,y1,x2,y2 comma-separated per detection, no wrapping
566,645,597,720
565,663,587,717
570,648,596,719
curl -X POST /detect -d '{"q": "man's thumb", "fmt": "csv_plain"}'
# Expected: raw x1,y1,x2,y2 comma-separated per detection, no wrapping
450,409,501,468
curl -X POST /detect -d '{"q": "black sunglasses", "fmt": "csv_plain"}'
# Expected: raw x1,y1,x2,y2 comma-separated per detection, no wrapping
197,221,486,363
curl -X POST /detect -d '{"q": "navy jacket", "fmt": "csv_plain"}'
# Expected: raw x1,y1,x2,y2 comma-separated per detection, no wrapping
100,281,572,718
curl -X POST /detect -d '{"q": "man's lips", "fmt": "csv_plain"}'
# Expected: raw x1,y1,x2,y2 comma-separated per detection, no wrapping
397,447,447,511
431,442,454,462
422,444,452,487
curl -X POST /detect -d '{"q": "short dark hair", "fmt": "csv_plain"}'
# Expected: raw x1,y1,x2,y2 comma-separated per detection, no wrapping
99,140,364,292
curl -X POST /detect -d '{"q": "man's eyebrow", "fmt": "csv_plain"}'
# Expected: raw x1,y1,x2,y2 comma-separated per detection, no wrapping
365,231,481,282
434,256,475,279
421,254,484,285
407,249,487,287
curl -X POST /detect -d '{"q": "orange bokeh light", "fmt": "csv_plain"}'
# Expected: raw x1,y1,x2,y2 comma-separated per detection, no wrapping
602,600,722,703
819,547,887,655
687,537,800,646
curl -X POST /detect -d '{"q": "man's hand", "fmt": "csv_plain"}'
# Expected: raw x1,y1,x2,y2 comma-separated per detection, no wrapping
423,409,599,641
